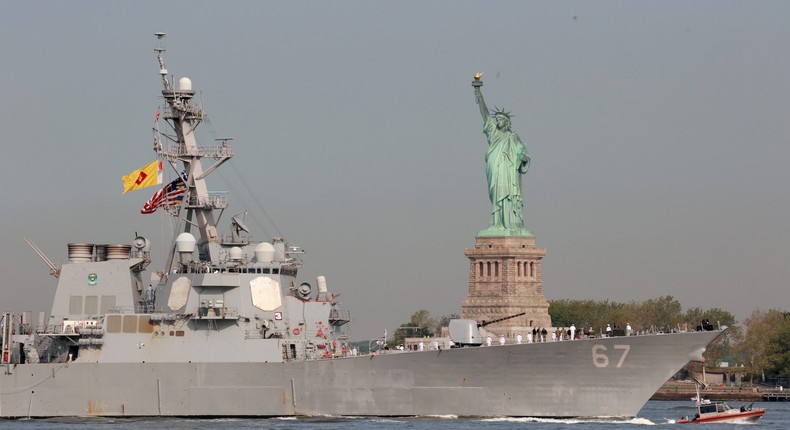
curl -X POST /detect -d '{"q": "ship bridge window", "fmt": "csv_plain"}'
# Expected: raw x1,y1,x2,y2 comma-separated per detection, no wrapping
272,269,279,274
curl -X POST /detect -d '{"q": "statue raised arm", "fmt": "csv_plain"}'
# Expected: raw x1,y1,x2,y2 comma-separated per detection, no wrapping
472,73,489,122
471,73,533,237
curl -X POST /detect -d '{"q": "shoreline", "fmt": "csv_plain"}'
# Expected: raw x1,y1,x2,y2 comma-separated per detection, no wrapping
651,384,769,402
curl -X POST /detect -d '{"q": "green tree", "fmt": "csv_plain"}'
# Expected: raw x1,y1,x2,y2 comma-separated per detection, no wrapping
638,296,682,330
391,309,438,347
549,297,685,334
765,313,790,377
736,309,787,382
682,307,739,367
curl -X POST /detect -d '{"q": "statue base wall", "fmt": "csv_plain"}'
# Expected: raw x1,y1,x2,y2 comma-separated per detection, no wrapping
462,235,553,340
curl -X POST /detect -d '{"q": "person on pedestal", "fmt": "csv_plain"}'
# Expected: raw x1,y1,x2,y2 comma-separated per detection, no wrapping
516,333,523,344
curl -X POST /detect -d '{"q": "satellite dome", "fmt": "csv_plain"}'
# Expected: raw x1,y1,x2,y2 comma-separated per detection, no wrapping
178,77,192,91
175,233,196,253
255,242,275,263
229,246,243,261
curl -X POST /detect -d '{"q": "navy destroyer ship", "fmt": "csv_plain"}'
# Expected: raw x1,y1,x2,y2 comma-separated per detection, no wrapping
0,34,723,418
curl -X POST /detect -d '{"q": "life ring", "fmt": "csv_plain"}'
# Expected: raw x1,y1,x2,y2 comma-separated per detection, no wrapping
293,328,300,335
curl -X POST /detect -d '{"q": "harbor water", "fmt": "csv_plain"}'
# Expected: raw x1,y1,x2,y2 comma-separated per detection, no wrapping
1,401,786,429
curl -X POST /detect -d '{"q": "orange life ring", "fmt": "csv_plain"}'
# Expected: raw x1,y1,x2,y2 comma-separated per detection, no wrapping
293,327,300,335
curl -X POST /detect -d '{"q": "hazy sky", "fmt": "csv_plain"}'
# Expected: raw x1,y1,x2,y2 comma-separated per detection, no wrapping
2,1,788,340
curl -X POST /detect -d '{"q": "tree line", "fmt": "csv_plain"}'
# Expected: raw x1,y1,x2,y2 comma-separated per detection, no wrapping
388,296,789,383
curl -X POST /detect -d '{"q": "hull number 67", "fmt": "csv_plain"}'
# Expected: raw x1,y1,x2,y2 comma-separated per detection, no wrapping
592,344,630,368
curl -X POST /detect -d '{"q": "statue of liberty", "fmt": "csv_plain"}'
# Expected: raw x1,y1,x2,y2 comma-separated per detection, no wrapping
472,73,532,237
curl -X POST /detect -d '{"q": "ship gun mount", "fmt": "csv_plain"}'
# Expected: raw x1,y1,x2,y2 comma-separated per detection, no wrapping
448,312,526,348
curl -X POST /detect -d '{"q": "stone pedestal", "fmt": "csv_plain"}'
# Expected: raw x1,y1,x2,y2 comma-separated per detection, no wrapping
462,235,552,339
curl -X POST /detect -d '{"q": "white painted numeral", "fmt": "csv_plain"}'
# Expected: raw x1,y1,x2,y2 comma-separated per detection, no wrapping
592,344,630,368
592,345,609,368
614,344,630,368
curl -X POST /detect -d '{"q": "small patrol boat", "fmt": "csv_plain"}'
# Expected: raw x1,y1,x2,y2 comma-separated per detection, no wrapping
676,396,765,424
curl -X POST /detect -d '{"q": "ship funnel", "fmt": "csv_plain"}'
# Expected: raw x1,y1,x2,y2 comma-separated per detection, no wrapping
67,243,94,263
95,244,108,262
106,244,132,260
175,232,196,264
254,242,275,263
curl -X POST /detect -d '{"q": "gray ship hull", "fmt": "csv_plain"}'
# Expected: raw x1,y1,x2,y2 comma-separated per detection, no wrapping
0,330,720,418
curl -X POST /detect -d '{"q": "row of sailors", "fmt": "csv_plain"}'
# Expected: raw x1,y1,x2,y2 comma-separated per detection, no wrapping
410,323,636,351
483,323,635,346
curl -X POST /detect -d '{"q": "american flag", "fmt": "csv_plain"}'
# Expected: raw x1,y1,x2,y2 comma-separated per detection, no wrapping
141,174,187,214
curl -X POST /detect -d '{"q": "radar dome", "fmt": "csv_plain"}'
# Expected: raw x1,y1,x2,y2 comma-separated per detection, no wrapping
175,233,196,253
255,242,275,263
229,246,243,261
178,77,192,91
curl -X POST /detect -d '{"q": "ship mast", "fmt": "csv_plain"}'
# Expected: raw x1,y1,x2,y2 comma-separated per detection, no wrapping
154,33,233,265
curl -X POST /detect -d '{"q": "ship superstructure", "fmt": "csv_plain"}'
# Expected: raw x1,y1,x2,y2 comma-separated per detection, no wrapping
0,34,723,419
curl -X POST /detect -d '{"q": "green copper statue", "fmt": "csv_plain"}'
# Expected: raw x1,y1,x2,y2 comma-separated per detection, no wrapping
473,73,533,237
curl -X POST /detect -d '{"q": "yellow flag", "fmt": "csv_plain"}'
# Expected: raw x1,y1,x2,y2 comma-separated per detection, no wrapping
122,161,162,194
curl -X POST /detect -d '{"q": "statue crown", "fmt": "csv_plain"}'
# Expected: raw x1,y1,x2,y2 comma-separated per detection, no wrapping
491,106,513,119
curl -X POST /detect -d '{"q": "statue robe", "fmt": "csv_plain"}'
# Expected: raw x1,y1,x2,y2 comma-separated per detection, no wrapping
483,116,530,230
